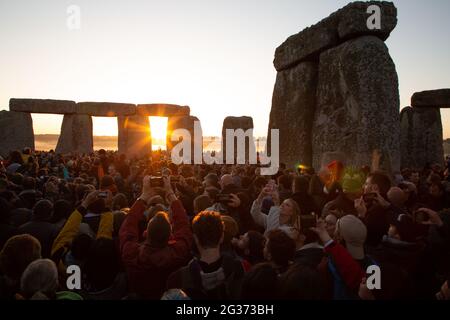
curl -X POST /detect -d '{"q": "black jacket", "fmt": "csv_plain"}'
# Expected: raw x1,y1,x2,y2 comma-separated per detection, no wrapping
19,221,58,258
167,255,245,300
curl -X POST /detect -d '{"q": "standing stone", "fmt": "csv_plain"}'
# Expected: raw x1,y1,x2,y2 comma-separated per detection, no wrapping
267,61,317,169
0,111,34,157
118,115,152,159
312,36,400,172
55,114,93,154
167,115,202,163
222,116,255,164
400,106,443,168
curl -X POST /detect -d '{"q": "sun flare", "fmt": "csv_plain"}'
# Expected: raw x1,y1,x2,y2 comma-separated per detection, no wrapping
150,116,168,150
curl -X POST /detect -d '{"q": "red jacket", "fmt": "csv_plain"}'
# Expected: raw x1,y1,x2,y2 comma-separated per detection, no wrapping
324,241,365,293
119,199,193,299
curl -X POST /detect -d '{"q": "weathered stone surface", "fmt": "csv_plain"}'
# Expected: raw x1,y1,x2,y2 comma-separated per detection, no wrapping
77,102,136,116
137,104,190,117
337,1,397,40
117,115,152,158
167,115,202,163
400,107,444,168
267,61,317,169
312,36,400,172
222,116,255,164
411,89,450,108
274,1,397,71
0,111,35,157
10,98,76,114
55,114,93,154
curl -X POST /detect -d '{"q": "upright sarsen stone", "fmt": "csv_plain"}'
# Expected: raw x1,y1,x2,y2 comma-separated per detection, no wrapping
222,116,255,164
312,36,400,172
267,61,317,169
118,115,152,159
400,106,443,168
167,115,202,163
55,114,93,154
0,111,34,157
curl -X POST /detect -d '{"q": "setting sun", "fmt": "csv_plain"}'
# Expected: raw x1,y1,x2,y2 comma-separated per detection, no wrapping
150,116,168,150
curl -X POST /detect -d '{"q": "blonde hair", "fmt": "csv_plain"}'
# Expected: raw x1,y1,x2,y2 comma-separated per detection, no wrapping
284,198,301,227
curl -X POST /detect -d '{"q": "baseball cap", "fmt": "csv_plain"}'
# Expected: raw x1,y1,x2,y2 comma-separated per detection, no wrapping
336,215,367,260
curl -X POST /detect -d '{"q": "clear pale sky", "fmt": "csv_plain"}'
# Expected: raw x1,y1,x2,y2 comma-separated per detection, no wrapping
0,0,449,138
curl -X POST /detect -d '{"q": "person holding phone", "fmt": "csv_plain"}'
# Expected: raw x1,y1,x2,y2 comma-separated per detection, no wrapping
119,175,193,299
250,181,301,240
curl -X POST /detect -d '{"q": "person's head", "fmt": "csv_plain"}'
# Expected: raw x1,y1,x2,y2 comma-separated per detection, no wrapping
194,195,213,214
221,215,239,246
264,230,296,269
409,171,420,185
203,173,219,189
51,199,72,223
364,171,391,198
22,177,36,190
146,212,171,248
108,164,117,176
100,175,117,194
279,198,301,226
325,214,337,238
70,233,93,263
278,264,327,300
0,197,12,224
429,183,444,198
32,199,53,222
292,176,309,194
335,215,367,260
388,214,417,243
9,150,23,165
234,231,265,262
241,263,279,300
84,238,120,291
192,211,224,251
112,193,128,211
0,234,41,283
220,174,233,189
277,175,292,192
387,187,408,207
20,259,58,300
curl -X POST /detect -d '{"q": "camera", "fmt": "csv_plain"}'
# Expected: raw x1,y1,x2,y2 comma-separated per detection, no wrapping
98,191,108,198
300,214,316,231
216,193,231,203
150,176,164,187
414,210,429,223
362,193,377,202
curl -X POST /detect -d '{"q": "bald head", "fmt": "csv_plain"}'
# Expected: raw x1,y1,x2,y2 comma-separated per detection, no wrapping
220,174,233,189
387,187,407,207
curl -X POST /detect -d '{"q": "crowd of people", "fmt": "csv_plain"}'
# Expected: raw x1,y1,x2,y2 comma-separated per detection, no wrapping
0,147,449,300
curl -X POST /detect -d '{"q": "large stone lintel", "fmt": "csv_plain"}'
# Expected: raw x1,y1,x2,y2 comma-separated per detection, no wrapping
411,89,450,108
76,102,136,116
137,104,190,117
10,98,76,114
274,1,397,71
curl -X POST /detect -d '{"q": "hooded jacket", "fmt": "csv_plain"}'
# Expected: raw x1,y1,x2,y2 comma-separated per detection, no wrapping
119,199,193,299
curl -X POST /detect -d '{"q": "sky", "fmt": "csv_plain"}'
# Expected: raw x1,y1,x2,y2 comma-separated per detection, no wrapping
0,0,449,139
